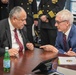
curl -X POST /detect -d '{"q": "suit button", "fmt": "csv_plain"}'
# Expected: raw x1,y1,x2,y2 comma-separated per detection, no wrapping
28,12,29,14
27,3,29,5
47,5,50,7
43,5,44,7
27,8,29,9
1,7,3,9
21,3,23,5
47,10,49,12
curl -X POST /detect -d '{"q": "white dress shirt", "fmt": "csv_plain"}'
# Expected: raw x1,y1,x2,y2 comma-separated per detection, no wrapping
8,18,24,51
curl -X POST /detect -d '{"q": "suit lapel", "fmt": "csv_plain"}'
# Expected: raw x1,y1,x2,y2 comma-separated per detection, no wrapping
59,33,67,51
6,20,12,48
67,25,74,48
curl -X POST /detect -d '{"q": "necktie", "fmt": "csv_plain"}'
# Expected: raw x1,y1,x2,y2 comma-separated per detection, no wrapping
63,34,67,51
14,29,23,52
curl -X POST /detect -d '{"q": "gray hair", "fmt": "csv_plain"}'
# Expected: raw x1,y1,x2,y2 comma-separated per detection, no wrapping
9,6,25,18
56,9,74,25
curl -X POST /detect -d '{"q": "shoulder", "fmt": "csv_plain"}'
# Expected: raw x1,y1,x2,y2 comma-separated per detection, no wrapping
20,26,27,36
69,24,76,37
71,24,76,32
0,19,8,30
0,18,8,24
57,31,63,36
56,31,63,40
22,26,27,32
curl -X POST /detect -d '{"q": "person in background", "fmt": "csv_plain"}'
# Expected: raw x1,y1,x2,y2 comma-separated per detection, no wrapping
37,0,66,46
0,6,34,57
0,0,9,20
8,0,38,44
40,9,76,56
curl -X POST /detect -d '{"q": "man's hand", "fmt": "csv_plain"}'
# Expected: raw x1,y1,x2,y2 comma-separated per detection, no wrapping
40,45,58,53
26,43,34,51
40,15,49,22
8,48,19,56
1,0,8,4
65,48,76,56
34,20,38,26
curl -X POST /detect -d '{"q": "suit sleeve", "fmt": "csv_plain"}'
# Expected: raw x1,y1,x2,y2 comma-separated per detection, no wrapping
38,0,66,19
0,23,8,56
47,0,66,19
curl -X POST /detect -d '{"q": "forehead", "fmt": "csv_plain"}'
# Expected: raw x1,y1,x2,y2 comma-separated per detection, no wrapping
55,16,62,21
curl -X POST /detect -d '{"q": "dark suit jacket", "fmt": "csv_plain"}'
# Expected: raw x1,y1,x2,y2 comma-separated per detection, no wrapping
0,19,29,56
55,24,76,54
0,0,8,20
38,0,66,29
8,0,38,43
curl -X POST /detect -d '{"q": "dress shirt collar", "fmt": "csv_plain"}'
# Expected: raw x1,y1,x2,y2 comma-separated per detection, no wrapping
8,18,15,31
64,26,72,39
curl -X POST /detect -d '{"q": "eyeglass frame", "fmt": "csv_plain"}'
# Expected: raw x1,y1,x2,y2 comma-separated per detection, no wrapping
55,20,67,25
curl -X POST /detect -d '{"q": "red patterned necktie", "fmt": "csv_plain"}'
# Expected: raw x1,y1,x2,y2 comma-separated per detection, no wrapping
14,29,23,52
63,34,67,51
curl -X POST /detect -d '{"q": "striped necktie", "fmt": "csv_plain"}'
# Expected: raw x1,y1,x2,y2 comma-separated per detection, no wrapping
63,33,67,51
14,29,23,52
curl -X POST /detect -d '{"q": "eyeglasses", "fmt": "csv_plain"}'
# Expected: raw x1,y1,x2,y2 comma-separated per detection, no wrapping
55,20,67,24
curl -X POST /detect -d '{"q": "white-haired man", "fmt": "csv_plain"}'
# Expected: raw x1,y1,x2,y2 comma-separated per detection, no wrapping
0,6,34,57
40,9,76,56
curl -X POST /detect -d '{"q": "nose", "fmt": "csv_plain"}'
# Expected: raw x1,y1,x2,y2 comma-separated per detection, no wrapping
23,20,27,25
55,22,57,27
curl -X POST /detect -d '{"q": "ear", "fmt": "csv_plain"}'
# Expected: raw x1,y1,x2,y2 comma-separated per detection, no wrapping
12,16,17,22
66,20,70,27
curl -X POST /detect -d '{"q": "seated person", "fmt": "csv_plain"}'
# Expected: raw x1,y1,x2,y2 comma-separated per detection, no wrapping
40,9,76,56
0,6,34,57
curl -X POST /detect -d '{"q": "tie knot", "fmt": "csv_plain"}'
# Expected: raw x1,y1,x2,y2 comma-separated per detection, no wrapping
14,28,17,32
63,33,66,39
63,33,66,36
63,33,66,38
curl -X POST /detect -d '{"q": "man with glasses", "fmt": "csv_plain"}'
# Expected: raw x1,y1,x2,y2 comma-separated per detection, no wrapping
38,0,66,46
40,9,76,56
0,6,34,57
